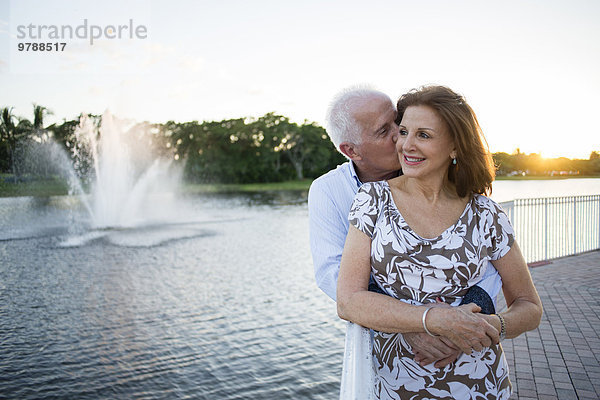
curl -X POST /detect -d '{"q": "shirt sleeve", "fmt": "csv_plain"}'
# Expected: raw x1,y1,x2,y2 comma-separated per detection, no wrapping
308,179,351,301
348,182,380,239
488,200,515,260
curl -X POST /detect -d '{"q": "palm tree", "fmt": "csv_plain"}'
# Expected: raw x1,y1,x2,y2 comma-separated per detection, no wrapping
0,107,22,182
32,104,52,139
31,104,54,177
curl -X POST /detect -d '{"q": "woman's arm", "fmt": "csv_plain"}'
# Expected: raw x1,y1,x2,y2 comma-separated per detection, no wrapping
337,225,425,333
482,241,543,338
337,225,500,354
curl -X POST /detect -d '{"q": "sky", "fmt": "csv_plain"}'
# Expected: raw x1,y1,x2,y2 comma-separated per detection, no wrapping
1,0,599,159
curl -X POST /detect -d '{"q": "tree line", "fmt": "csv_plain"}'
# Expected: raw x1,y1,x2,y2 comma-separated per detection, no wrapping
0,106,345,184
1,105,599,185
494,149,600,177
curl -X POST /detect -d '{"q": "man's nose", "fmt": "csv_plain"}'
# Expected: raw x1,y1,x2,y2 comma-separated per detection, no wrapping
391,125,400,143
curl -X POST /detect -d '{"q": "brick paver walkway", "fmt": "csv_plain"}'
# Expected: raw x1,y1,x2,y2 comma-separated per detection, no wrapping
498,250,600,400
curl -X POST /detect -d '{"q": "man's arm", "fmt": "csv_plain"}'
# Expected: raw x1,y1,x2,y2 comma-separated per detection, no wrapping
460,262,503,314
308,180,349,301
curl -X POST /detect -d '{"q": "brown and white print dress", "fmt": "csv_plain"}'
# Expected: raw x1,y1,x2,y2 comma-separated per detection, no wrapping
349,181,514,400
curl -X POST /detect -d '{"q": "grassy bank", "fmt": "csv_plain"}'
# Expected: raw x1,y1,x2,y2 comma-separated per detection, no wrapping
182,179,313,194
0,176,313,198
2,174,599,198
0,176,70,198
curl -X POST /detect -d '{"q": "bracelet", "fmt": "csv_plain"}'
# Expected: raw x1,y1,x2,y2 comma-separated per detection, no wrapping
494,313,506,341
422,307,438,337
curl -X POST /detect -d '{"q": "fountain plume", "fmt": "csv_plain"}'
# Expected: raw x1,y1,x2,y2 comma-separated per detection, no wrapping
74,111,182,229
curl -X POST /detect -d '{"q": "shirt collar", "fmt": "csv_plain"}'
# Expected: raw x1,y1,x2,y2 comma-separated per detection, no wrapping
349,161,363,187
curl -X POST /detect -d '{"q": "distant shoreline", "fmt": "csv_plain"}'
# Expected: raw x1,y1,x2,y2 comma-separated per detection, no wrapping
1,175,599,198
494,175,600,181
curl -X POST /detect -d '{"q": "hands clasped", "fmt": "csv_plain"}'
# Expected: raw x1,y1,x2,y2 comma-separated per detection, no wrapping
407,302,500,367
427,302,500,354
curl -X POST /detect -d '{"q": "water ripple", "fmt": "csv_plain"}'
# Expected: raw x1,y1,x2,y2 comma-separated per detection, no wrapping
0,196,345,399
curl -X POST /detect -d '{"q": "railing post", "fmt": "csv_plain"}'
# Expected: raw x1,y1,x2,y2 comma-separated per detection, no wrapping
573,196,577,255
544,197,548,261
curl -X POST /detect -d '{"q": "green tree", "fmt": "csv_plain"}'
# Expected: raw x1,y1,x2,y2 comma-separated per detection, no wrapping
511,148,527,173
48,117,80,150
170,118,261,183
251,113,295,181
24,104,55,177
294,121,344,179
0,107,31,181
492,152,513,176
32,104,51,135
167,113,344,184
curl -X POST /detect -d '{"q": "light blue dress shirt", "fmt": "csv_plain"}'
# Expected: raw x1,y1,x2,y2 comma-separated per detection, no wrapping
308,161,502,303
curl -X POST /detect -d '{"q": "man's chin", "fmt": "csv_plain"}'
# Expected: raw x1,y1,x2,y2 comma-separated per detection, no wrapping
390,163,402,173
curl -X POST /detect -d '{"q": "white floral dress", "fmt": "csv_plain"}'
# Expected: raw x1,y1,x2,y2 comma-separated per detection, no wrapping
348,181,514,400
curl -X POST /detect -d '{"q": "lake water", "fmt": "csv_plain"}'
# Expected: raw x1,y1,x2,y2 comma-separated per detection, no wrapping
490,177,600,203
1,178,599,399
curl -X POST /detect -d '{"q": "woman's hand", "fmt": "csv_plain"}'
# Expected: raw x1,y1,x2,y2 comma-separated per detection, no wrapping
409,299,461,367
426,303,500,355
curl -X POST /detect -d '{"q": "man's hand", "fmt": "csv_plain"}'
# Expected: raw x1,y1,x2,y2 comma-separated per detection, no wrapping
404,332,461,368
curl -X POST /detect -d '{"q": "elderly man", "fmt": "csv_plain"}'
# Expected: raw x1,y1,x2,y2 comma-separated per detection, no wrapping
308,86,502,367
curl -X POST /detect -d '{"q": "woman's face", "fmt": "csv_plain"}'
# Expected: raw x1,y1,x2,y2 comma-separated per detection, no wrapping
397,105,456,181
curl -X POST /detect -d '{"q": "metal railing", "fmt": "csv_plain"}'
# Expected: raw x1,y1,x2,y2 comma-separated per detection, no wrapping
500,195,600,263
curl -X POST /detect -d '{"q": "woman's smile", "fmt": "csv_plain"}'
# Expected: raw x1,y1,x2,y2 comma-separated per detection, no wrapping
403,155,425,166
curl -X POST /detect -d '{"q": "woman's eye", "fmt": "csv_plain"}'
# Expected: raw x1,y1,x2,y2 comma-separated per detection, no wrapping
418,131,430,138
399,129,408,136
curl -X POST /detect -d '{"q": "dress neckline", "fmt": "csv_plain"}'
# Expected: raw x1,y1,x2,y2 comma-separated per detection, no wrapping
381,180,473,242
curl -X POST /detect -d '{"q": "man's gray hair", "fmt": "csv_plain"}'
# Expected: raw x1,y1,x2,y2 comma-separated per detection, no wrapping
325,86,389,153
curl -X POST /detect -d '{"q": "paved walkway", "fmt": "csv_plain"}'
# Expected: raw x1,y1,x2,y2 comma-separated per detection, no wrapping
498,250,600,400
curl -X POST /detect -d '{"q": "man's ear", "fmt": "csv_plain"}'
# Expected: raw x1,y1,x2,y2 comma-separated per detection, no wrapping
339,142,362,161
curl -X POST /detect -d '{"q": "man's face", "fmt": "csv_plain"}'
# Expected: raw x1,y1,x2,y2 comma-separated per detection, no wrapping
352,95,401,179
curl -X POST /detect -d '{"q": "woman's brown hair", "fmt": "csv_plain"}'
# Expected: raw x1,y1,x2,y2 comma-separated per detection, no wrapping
396,85,495,197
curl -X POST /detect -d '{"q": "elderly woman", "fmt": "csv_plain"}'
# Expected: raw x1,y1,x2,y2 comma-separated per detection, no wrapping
337,85,542,399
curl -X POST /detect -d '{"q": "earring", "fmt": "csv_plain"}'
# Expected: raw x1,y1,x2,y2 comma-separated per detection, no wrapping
452,158,457,165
